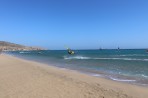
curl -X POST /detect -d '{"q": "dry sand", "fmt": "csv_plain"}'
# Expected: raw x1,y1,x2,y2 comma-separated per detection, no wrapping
0,54,148,98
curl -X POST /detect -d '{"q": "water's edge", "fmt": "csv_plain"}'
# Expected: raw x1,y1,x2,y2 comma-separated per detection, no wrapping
4,51,148,87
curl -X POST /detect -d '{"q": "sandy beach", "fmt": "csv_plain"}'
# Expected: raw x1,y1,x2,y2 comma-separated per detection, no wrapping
0,54,148,98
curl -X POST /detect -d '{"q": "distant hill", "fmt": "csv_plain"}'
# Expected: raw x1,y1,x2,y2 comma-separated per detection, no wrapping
0,41,44,51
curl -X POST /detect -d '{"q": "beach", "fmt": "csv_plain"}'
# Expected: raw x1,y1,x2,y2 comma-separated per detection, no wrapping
0,54,148,98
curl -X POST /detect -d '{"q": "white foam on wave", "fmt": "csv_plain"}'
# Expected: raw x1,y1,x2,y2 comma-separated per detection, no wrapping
64,56,148,61
38,52,42,54
141,74,148,78
109,77,136,82
19,51,30,54
92,74,102,77
64,56,90,60
119,54,148,57
135,74,148,78
92,57,148,61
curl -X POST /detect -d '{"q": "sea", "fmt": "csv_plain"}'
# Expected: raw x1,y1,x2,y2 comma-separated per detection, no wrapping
6,49,148,86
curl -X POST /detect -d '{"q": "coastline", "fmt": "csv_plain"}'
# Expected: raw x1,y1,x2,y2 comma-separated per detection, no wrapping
0,54,148,98
7,50,148,87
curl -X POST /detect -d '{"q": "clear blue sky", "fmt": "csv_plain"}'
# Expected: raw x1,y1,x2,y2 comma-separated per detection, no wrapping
0,0,148,49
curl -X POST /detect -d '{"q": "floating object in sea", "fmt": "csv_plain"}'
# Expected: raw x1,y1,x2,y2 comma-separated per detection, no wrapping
67,48,75,55
64,46,75,55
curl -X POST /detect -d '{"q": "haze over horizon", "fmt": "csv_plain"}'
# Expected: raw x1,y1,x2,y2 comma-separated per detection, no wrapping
0,0,148,49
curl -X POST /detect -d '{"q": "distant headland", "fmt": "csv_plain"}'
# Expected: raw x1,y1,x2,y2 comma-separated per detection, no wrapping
0,41,45,51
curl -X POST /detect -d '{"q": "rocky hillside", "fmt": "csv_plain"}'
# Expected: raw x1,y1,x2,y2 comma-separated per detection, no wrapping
0,41,44,51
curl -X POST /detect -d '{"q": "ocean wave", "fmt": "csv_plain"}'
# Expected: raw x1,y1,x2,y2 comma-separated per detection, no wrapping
64,56,90,60
19,51,30,54
136,74,148,78
94,58,148,61
109,77,136,82
119,54,148,57
91,74,102,77
38,52,42,54
141,74,148,78
64,56,148,61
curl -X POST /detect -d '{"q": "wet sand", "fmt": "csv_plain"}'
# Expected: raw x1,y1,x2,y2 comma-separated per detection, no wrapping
0,54,148,98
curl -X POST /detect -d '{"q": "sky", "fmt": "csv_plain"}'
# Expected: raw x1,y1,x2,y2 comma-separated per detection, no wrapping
0,0,148,49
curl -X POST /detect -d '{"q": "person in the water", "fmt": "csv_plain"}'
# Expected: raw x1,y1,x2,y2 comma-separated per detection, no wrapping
67,48,75,55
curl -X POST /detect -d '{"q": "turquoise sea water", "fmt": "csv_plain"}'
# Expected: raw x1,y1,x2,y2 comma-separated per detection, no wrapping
7,49,148,86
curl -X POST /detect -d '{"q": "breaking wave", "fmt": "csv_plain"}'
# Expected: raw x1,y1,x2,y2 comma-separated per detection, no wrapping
64,56,148,61
19,51,31,54
119,54,148,57
109,77,136,82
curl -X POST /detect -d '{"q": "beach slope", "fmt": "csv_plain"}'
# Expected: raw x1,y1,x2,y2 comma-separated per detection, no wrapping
0,54,148,98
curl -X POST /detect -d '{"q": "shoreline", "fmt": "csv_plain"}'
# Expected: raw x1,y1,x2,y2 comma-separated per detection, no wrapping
8,53,148,87
0,54,148,98
6,52,148,87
